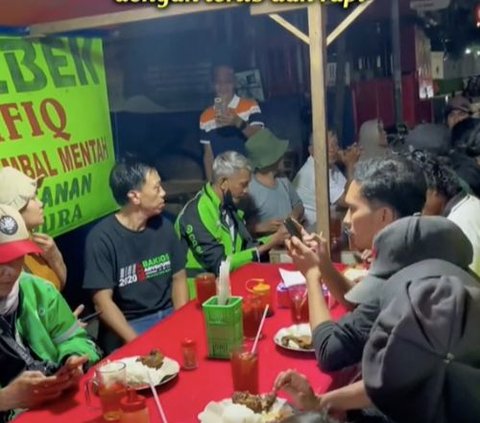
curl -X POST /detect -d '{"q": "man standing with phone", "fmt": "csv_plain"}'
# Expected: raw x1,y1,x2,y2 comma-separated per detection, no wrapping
200,64,264,181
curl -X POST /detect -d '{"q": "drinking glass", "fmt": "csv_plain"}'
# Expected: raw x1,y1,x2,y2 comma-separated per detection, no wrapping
85,361,127,421
288,285,309,324
195,273,217,306
242,295,263,340
230,346,259,394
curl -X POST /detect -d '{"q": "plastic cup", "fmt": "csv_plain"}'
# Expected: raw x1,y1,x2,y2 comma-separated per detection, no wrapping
230,347,259,394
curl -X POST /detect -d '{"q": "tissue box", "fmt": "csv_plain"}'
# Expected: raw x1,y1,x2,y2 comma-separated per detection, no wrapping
202,296,243,359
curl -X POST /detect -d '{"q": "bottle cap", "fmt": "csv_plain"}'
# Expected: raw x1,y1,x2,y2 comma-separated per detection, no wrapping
182,338,196,347
120,389,147,412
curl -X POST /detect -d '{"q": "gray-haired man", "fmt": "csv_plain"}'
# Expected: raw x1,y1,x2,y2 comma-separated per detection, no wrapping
175,151,287,296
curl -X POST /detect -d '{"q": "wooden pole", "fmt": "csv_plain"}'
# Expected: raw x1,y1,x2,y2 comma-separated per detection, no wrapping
268,14,310,45
308,3,330,245
326,0,375,46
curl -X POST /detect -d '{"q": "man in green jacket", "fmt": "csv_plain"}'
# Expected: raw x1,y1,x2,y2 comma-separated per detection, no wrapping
0,205,100,422
175,151,287,297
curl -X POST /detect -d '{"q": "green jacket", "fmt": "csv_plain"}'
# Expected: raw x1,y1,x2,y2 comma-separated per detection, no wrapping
0,273,101,421
17,272,100,364
175,184,270,279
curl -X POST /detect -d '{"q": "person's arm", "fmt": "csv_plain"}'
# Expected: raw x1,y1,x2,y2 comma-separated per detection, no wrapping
177,208,259,273
312,301,378,372
203,143,214,182
31,234,67,290
35,276,100,363
0,371,72,412
92,289,137,343
171,269,188,309
217,100,264,139
319,381,372,411
283,178,304,221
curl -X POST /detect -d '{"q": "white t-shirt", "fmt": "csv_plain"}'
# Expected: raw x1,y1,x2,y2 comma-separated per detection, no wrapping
293,156,347,227
447,194,480,276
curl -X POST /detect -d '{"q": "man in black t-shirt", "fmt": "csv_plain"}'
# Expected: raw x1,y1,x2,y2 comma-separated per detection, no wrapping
83,160,188,353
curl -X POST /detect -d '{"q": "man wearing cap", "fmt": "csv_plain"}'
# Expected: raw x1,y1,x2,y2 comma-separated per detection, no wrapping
0,167,67,291
83,159,188,354
0,205,100,422
277,216,479,422
175,151,287,296
200,64,264,181
244,128,304,236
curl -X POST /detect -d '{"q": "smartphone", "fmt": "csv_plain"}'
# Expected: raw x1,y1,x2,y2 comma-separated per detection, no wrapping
284,217,303,240
79,310,102,324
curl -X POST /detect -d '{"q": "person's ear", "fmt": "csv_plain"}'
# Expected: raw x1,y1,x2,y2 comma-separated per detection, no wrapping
127,190,140,206
220,177,229,192
380,206,396,224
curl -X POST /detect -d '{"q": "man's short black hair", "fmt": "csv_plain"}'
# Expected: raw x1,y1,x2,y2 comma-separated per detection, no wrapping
451,117,480,158
404,150,462,200
354,156,426,218
109,156,156,206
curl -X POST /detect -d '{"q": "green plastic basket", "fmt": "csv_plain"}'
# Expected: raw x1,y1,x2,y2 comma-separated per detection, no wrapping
202,296,243,359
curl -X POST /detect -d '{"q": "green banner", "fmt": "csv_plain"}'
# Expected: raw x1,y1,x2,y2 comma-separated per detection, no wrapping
0,37,117,237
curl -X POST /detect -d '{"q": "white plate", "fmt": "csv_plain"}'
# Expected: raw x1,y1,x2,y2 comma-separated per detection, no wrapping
118,355,180,390
273,324,314,353
198,397,293,423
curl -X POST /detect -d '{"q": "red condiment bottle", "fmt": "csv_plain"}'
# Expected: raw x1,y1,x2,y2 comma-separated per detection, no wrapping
181,338,198,370
119,389,150,423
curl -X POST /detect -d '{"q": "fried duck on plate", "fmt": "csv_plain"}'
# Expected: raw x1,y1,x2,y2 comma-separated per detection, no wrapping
198,392,293,423
232,391,277,414
136,349,164,370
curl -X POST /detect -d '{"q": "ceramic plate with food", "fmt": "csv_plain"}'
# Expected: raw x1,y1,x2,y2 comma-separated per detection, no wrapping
273,324,314,353
119,349,180,390
198,392,293,423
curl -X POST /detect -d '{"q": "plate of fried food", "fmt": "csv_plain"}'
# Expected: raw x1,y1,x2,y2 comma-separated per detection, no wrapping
198,391,294,423
119,349,180,390
273,324,314,353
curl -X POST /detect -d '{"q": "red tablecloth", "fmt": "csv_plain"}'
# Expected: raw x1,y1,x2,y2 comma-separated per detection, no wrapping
17,263,348,423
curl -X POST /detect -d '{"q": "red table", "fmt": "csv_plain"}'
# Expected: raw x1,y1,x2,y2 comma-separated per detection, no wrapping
17,263,348,423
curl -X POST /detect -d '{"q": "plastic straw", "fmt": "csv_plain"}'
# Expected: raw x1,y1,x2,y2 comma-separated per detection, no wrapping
251,304,269,355
146,370,169,423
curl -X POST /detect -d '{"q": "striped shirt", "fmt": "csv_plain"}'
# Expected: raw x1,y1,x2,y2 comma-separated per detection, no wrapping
199,94,264,156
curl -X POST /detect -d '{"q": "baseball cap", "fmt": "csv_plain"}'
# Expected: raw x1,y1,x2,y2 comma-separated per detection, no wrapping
0,167,43,211
0,204,42,264
363,267,480,423
344,215,473,305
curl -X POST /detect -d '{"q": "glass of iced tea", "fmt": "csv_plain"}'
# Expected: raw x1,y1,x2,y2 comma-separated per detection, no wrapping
85,361,127,421
195,272,217,306
230,347,259,394
242,295,263,340
288,285,309,324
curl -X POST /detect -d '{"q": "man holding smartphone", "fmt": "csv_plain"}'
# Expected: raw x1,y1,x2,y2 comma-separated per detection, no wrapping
200,64,264,181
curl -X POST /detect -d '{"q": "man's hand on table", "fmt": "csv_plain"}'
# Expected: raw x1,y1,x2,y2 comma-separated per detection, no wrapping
0,371,72,411
274,370,319,411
